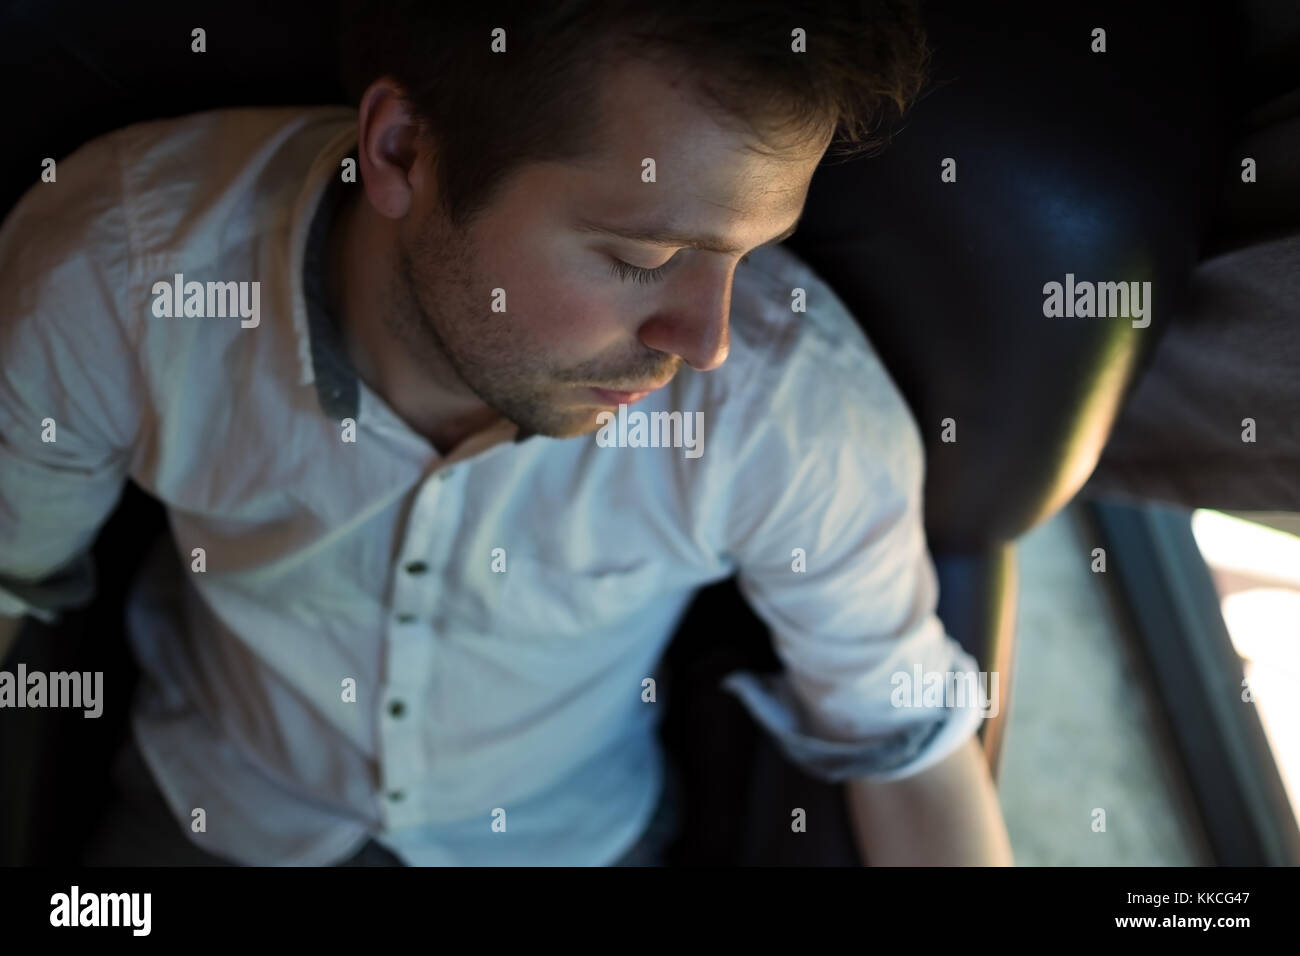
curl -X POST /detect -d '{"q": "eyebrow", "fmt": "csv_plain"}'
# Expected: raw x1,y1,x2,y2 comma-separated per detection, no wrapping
573,214,803,255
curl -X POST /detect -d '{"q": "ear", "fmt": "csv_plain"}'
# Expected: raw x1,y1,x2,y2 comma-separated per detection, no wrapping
356,78,433,221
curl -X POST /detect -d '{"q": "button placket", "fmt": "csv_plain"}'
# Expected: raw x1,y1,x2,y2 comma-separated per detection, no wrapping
378,466,455,824
385,469,446,678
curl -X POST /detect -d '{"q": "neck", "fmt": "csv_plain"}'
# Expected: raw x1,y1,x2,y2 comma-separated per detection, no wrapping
325,188,501,455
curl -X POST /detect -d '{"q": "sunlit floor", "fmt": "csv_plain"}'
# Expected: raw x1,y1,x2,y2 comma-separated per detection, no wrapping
996,501,1215,865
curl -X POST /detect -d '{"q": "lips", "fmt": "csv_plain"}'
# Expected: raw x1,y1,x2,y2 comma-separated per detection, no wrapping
588,378,672,406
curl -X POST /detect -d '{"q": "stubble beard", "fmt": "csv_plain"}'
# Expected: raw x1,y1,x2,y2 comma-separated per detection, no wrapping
391,222,605,440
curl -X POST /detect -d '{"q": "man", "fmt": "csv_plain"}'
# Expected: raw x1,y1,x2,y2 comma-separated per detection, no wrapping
0,2,1013,865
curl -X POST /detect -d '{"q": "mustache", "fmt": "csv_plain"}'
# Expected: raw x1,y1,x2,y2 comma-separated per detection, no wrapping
567,357,680,390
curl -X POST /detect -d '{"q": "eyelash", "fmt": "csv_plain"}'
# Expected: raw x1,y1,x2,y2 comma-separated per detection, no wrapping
609,252,752,285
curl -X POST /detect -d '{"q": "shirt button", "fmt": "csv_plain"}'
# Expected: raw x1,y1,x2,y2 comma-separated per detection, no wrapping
387,790,405,802
438,469,455,482
388,699,406,718
395,612,417,624
405,560,429,575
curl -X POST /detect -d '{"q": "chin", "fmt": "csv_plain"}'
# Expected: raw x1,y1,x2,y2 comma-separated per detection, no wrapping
516,406,607,440
488,383,596,439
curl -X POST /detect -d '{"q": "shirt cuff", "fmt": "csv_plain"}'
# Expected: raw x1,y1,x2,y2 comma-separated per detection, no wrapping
0,552,97,624
719,663,987,784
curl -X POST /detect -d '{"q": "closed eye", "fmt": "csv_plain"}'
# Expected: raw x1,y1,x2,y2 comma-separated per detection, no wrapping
609,257,672,285
609,252,753,286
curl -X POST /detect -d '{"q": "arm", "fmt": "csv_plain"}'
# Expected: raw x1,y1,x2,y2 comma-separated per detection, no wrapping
0,131,139,646
844,733,1014,866
718,247,1012,866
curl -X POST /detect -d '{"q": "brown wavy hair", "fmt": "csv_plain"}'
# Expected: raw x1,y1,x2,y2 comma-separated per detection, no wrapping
339,1,930,229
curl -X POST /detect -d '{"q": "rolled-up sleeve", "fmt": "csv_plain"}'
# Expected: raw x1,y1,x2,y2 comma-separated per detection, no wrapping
0,131,140,623
720,320,988,784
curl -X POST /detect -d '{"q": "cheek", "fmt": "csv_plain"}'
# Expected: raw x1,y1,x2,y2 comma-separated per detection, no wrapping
509,259,628,344
478,226,638,345
528,289,617,346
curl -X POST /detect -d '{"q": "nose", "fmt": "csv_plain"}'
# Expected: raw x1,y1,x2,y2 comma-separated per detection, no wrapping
635,272,733,373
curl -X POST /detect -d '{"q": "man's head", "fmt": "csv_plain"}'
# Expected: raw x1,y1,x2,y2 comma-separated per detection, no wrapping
339,2,929,439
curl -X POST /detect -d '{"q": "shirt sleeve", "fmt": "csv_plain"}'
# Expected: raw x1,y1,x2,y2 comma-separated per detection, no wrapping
0,130,141,623
719,312,988,784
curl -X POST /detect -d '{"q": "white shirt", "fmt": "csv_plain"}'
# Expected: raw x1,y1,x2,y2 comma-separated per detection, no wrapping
0,105,985,865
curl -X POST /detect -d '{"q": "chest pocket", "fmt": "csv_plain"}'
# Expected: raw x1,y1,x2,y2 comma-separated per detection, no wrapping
463,554,666,641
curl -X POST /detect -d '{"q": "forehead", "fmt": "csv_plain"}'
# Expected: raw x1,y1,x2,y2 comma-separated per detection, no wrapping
560,55,830,233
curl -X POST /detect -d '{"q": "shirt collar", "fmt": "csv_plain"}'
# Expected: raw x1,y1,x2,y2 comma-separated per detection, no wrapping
301,148,360,422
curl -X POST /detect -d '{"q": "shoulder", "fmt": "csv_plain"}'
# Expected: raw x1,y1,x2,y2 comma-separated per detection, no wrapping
106,105,357,172
1,105,355,317
108,105,355,248
686,243,925,488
